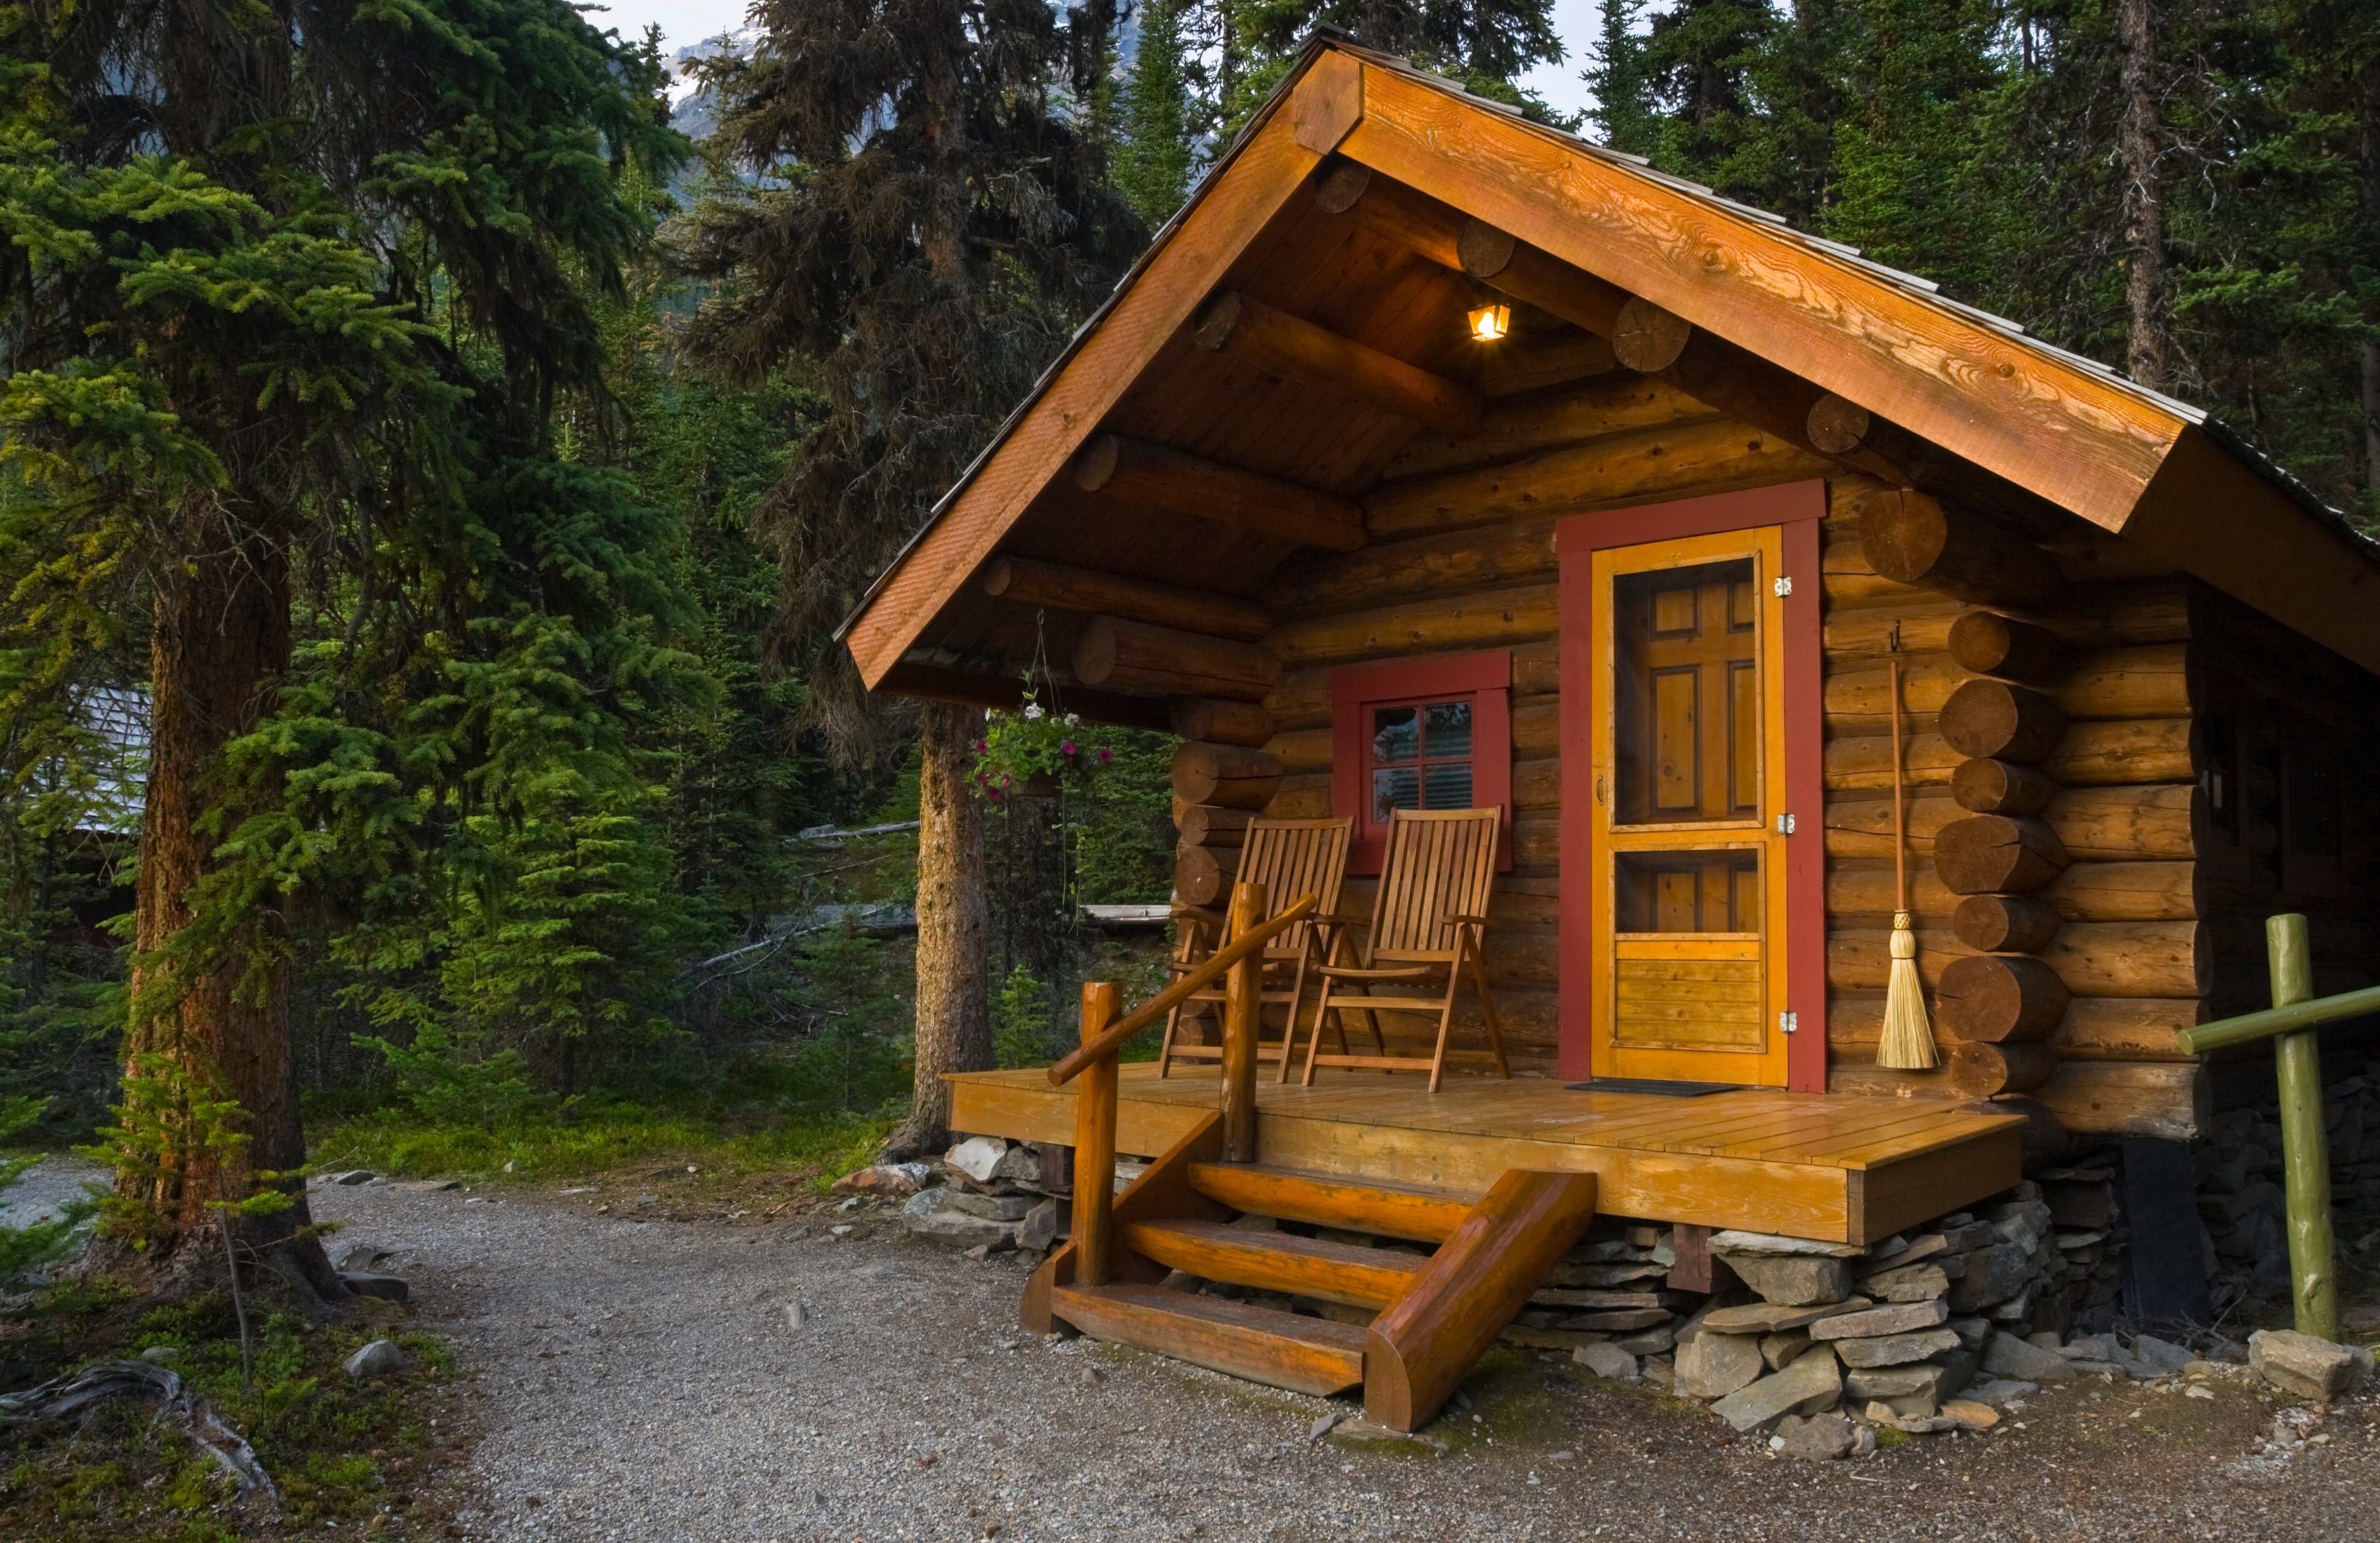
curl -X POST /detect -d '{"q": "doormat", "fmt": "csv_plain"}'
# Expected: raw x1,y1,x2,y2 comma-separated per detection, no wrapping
1565,1078,1741,1097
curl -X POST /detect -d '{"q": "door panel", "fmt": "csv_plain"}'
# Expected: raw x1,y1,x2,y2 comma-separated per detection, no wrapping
1590,530,1789,1086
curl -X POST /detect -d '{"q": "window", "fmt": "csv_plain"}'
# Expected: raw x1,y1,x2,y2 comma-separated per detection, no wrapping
1330,652,1513,874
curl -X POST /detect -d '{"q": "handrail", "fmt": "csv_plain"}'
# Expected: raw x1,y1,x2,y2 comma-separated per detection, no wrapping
1047,893,1319,1085
2176,984,2380,1055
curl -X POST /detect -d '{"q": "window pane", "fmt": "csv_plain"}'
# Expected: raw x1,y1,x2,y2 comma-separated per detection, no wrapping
1615,849,1760,933
1422,762,1473,809
1372,706,1418,765
1612,557,1758,825
1422,700,1472,758
1372,766,1420,823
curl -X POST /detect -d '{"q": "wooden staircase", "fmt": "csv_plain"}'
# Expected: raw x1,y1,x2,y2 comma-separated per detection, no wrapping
1025,1116,1597,1428
1029,881,1598,1432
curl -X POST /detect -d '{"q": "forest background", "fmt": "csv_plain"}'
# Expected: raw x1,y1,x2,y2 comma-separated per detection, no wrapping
2,0,2378,1255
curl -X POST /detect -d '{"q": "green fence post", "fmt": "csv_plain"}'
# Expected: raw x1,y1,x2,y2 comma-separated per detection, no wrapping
2269,914,2338,1342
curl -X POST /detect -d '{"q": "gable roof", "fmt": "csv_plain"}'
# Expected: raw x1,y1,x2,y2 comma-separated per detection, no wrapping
840,39,2380,687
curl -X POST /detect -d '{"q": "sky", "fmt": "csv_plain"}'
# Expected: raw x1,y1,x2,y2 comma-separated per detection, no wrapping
589,0,1603,123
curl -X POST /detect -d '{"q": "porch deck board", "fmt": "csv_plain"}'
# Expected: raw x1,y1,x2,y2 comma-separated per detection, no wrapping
947,1065,2023,1245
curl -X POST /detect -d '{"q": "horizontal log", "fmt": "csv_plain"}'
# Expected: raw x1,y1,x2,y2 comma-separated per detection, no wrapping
1472,329,1622,397
2037,920,2209,998
1170,698,1274,748
875,661,1175,732
1945,1041,2058,1098
1314,159,1463,266
1364,417,1830,538
1074,617,1278,702
1381,377,1714,482
1072,434,1367,554
1823,650,2188,738
1830,993,2204,1061
1953,895,2062,953
1514,697,1559,756
2033,1061,2209,1139
1939,679,2067,763
1828,786,2193,862
1952,757,2058,816
1263,776,1332,820
1824,862,1960,919
1194,290,1483,434
1854,488,2067,610
1937,953,2070,1043
1174,842,1238,908
1268,583,1558,668
1262,638,1558,731
1934,814,2070,894
983,555,1273,642
1514,756,1559,811
1172,741,1283,808
1175,803,1256,848
2040,860,2199,922
1268,726,1333,775
1948,612,2069,684
1459,220,1630,334
1261,517,1556,615
1823,718,2192,790
1806,396,2075,537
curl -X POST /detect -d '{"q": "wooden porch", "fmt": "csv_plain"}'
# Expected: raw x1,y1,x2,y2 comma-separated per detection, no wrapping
951,1064,2023,1247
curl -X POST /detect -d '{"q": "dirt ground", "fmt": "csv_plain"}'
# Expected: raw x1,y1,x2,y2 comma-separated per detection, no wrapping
296,1175,2380,1543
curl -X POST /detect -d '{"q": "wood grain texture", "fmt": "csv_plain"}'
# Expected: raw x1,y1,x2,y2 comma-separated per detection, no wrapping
1172,699,1278,748
1023,1109,1229,1334
1364,1169,1599,1431
1123,1217,1422,1307
984,555,1273,640
1051,1280,1368,1395
1075,615,1279,700
2034,1059,2209,1139
1070,433,1368,554
1933,813,2071,893
1196,290,1484,433
845,107,1326,685
1936,953,2071,1042
1856,490,2068,610
1188,1162,1476,1242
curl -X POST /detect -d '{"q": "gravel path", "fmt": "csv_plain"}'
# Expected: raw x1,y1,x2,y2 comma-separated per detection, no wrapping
310,1180,2380,1542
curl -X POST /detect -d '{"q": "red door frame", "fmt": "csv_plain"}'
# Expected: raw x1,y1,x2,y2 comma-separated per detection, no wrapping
1555,481,1828,1092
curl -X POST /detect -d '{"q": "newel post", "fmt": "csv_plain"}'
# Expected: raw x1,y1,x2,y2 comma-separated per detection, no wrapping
1072,980,1121,1288
2268,914,2338,1342
1221,880,1268,1163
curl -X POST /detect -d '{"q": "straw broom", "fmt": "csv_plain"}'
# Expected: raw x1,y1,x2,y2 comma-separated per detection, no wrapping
1877,646,1939,1070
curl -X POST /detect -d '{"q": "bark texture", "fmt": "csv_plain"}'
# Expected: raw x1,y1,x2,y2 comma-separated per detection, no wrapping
2118,0,2169,389
108,518,346,1303
888,702,991,1157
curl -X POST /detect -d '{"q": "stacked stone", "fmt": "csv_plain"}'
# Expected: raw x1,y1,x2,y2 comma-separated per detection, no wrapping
1507,1222,1688,1357
860,1136,1067,1255
2191,1064,2380,1315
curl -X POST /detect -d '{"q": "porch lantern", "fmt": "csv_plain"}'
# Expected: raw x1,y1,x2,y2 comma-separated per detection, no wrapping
1466,300,1511,342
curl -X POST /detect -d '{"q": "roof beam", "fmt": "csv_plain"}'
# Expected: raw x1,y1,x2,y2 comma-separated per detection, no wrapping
1072,616,1280,702
1071,433,1369,553
1192,290,1484,434
878,661,1176,731
982,555,1273,642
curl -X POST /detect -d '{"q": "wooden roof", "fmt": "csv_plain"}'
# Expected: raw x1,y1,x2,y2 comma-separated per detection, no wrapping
841,40,2380,702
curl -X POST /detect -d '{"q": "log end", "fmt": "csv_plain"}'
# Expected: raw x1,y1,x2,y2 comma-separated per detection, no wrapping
1806,394,1873,456
1458,219,1517,282
1314,159,1372,215
1611,298,1691,374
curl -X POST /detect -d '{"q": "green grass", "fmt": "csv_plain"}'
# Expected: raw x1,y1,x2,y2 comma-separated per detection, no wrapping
309,1097,896,1190
0,1290,459,1539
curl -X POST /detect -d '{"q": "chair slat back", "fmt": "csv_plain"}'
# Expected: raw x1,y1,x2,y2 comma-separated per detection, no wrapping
1232,817,1352,954
1367,808,1502,959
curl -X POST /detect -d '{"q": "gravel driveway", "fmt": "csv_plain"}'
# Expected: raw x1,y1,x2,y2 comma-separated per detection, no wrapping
310,1180,2380,1542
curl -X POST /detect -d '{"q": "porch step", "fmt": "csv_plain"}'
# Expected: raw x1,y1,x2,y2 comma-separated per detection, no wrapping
1049,1281,1366,1397
1188,1162,1476,1243
1120,1218,1423,1308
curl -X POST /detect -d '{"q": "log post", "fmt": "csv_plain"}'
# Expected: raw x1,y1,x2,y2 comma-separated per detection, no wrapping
1221,882,1267,1163
1856,489,2068,610
2269,913,2338,1342
1072,981,1121,1289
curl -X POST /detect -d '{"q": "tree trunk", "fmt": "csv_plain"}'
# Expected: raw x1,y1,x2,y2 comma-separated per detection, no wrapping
106,519,346,1305
886,702,990,1158
2362,61,2380,493
2118,0,2169,390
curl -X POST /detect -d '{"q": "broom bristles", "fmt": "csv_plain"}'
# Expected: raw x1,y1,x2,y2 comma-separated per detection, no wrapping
1877,910,1939,1070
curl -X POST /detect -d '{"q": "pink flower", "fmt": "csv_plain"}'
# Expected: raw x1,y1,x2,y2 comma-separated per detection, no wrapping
1060,740,1077,756
1098,748,1113,764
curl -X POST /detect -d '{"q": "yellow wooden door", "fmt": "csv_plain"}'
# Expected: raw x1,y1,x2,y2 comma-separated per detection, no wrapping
1588,527,1791,1086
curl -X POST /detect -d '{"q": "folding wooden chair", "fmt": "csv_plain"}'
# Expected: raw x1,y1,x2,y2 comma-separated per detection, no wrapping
1302,806,1510,1094
1157,817,1352,1081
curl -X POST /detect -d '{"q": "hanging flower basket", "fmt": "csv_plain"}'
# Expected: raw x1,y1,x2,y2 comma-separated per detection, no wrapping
973,691,1118,802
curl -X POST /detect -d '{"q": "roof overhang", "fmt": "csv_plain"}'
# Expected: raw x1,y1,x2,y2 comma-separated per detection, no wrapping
842,40,2380,685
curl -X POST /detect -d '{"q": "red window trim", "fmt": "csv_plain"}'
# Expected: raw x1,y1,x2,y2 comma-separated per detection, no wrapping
1330,650,1514,876
1554,481,1828,1092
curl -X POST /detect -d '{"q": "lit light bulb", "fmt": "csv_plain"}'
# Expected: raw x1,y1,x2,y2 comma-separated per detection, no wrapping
1467,302,1511,342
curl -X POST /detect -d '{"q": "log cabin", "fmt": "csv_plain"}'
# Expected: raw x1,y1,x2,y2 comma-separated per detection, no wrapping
838,39,2380,1424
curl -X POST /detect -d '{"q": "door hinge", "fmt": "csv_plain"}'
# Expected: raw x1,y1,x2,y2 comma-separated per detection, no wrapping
1780,1010,1799,1035
1776,812,1795,835
1773,575,1794,597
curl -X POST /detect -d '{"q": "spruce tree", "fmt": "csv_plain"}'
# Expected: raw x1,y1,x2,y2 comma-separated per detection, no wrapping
0,0,683,1294
678,0,1147,1155
1117,0,1200,226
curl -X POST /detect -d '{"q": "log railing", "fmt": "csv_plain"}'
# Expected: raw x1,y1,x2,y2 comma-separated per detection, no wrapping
1049,882,1316,1287
2176,914,2380,1342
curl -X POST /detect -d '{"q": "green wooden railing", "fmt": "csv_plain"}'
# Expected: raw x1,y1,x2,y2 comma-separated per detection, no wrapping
2177,914,2380,1342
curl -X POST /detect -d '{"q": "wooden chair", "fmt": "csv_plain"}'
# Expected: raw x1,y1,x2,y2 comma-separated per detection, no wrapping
1158,817,1352,1081
1302,806,1510,1093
